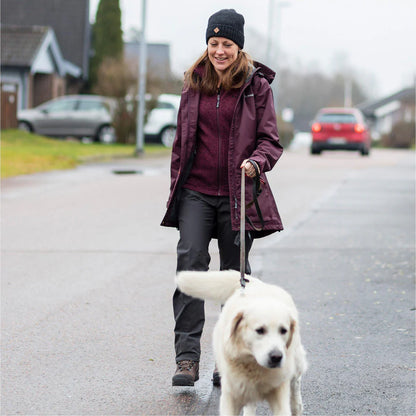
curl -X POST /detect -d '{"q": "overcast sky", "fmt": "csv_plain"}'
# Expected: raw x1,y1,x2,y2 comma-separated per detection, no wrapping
90,0,416,99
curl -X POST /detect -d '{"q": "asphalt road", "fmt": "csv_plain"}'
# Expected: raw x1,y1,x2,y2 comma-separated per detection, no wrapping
1,148,415,415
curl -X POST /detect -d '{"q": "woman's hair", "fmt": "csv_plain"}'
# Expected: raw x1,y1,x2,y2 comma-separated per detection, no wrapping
184,49,253,95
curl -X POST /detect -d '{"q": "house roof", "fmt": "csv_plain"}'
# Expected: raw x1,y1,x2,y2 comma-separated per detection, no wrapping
357,87,415,116
1,25,48,67
1,0,90,79
1,24,81,77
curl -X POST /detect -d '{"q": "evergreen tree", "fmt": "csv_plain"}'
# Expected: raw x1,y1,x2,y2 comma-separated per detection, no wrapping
89,0,123,89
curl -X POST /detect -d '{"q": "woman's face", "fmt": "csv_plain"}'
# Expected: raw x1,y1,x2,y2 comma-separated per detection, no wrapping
207,37,239,76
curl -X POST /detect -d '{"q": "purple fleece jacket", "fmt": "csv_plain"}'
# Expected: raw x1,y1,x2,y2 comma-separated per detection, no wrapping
184,87,240,196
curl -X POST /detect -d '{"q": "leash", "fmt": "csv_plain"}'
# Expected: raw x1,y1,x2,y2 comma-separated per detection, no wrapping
240,162,265,290
240,167,248,290
246,159,264,232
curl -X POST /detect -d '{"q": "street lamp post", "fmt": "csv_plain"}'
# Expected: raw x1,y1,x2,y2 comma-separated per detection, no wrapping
266,1,291,112
274,2,291,71
266,0,275,67
344,78,352,107
135,0,147,155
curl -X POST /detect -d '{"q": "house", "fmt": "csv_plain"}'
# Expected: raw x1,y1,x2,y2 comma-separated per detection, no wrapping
1,0,90,82
124,42,173,81
357,87,415,140
1,0,90,124
1,25,81,111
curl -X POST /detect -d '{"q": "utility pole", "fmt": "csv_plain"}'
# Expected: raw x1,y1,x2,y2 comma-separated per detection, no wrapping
344,78,352,107
135,0,147,155
266,0,275,67
266,1,291,112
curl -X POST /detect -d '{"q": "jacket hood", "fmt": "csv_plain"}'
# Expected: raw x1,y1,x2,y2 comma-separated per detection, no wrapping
252,61,276,84
193,60,276,85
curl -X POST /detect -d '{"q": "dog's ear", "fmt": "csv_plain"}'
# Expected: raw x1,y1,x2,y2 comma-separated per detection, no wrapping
286,319,296,349
230,311,244,338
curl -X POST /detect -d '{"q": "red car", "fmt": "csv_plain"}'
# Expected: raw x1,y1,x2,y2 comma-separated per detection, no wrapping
310,107,371,156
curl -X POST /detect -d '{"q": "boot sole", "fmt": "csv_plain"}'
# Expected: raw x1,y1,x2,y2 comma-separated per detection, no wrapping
212,372,221,387
172,374,199,386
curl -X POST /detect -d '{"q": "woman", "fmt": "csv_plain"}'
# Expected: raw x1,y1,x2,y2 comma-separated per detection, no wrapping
161,8,284,386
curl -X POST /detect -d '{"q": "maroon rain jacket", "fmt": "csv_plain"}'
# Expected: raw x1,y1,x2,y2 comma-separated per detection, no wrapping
161,61,284,238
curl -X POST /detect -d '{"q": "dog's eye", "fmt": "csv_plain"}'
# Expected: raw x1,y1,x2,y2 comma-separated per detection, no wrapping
255,327,266,335
279,326,288,335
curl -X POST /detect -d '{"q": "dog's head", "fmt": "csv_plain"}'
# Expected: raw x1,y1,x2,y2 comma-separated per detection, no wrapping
230,300,296,369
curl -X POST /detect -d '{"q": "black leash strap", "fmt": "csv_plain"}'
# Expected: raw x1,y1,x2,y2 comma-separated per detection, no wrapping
240,162,264,290
240,167,247,289
246,159,264,232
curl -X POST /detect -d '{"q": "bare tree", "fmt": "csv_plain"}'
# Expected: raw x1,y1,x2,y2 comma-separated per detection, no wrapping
93,57,137,143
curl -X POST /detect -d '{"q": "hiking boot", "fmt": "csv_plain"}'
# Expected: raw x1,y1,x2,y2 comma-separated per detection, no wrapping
172,360,199,386
212,365,221,387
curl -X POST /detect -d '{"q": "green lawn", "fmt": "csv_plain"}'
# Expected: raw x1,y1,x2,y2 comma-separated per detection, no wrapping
1,130,170,178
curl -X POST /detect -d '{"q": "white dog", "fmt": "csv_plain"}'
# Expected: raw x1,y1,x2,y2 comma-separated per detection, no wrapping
176,270,307,416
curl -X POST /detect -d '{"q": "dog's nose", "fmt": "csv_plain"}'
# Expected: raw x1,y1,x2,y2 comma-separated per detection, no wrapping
268,350,283,368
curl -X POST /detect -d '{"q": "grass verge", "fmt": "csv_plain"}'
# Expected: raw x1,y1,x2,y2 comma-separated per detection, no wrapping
1,130,170,178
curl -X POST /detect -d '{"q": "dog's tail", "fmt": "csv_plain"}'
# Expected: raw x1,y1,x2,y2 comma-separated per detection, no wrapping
176,270,245,303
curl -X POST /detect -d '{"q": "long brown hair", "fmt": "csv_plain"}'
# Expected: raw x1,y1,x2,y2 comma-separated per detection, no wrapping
184,49,253,95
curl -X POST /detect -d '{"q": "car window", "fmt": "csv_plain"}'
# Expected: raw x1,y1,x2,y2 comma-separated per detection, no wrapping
77,100,109,112
44,99,77,113
318,113,357,123
156,102,175,109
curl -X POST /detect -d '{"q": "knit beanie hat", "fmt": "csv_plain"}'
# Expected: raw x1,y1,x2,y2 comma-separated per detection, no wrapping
206,9,245,49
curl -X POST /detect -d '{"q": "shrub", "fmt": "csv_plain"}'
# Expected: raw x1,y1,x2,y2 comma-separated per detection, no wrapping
276,115,294,149
381,121,415,148
94,57,137,143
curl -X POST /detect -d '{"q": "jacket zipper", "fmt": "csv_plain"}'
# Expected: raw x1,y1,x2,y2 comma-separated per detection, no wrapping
216,88,221,195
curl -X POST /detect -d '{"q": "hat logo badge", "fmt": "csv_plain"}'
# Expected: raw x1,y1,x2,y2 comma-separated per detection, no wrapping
214,27,220,33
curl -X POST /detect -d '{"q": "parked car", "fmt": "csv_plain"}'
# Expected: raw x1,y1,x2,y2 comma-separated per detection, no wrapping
18,95,116,143
144,94,181,147
310,107,371,156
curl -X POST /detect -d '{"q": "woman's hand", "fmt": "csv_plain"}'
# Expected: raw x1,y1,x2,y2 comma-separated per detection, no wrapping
240,159,258,178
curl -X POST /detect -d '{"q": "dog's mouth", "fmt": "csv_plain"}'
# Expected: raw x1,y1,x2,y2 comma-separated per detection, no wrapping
268,361,282,369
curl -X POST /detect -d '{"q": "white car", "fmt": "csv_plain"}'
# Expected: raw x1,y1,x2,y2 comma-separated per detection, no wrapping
144,94,181,147
289,132,312,151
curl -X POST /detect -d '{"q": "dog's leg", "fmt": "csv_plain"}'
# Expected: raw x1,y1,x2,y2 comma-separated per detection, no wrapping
266,381,291,416
243,402,256,416
220,391,242,416
290,376,303,416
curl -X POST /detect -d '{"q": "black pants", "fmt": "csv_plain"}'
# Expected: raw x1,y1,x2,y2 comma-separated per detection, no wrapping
173,189,252,362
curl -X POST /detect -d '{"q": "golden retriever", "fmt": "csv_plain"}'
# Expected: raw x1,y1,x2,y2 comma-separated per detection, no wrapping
176,270,307,416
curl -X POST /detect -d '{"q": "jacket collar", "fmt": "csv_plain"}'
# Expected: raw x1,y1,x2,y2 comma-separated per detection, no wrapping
193,60,276,85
